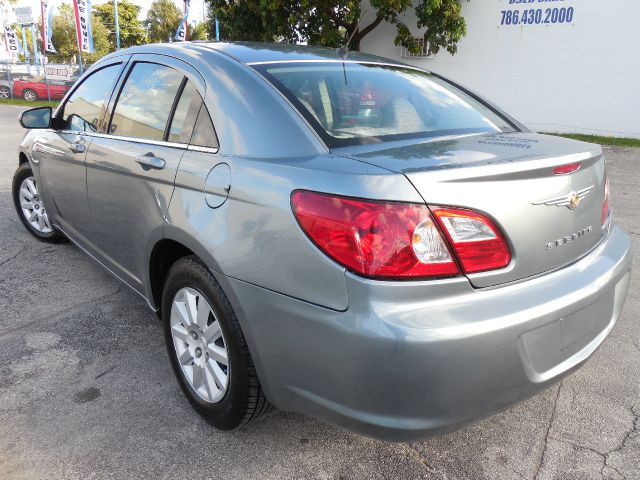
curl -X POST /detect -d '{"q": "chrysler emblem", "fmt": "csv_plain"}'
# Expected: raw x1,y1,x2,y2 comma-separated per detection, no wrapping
568,192,581,210
533,185,594,210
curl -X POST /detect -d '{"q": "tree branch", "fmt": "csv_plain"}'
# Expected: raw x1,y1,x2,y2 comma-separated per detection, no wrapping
357,15,384,41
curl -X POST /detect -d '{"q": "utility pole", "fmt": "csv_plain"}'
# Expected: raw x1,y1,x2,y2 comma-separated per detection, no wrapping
113,0,120,50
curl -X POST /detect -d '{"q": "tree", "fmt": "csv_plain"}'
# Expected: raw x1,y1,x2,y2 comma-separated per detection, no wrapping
145,0,183,43
189,21,209,41
207,0,467,55
49,3,112,64
94,0,148,48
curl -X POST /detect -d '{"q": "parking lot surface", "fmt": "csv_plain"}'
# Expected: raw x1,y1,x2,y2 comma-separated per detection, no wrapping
0,104,638,480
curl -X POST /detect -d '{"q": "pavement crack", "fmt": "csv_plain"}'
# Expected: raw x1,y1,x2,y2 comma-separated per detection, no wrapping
548,435,606,457
402,443,436,474
0,288,122,339
533,384,562,480
0,246,25,267
606,406,639,455
95,363,118,380
600,406,639,480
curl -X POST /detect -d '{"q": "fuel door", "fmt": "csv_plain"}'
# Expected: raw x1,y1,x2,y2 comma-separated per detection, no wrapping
204,162,231,208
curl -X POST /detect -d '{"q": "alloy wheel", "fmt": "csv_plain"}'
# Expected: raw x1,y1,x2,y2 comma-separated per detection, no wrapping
19,176,52,234
0,87,10,99
170,287,230,403
23,89,37,101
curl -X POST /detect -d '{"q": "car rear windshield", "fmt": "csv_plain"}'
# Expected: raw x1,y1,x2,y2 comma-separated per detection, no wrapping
254,62,517,148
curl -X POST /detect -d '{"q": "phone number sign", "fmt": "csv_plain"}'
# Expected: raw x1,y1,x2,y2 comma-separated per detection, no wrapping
499,0,576,27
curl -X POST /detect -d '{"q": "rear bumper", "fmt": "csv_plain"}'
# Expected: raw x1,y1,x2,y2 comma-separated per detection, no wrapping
223,225,632,441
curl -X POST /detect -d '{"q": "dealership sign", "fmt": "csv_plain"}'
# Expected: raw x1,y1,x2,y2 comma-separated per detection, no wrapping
499,0,576,27
13,6,33,25
45,64,73,81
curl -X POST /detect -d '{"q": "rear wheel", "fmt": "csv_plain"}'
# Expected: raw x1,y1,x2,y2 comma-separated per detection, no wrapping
162,256,271,429
12,163,64,243
23,88,37,101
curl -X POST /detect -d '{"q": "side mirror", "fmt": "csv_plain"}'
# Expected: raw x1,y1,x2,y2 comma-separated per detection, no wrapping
19,107,52,129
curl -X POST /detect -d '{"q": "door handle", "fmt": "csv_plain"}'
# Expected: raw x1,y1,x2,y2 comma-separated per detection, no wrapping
135,154,166,170
68,141,86,154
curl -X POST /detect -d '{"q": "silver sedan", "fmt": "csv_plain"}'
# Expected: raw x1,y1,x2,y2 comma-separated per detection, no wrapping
12,42,631,441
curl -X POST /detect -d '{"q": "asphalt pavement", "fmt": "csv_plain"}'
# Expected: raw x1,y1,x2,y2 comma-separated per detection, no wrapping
0,104,638,480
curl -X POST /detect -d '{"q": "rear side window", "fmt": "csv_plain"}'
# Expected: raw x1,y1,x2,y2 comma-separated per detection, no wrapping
110,62,183,141
168,80,202,144
61,63,121,132
190,106,218,149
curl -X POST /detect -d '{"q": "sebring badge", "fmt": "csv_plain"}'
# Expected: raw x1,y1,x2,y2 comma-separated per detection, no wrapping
533,185,595,210
546,226,593,250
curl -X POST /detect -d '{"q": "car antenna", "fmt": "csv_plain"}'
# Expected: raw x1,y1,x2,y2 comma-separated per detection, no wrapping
337,8,367,59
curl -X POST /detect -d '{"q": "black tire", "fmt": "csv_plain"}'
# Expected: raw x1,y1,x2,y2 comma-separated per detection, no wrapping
23,88,37,101
12,163,65,243
162,256,271,429
0,86,10,99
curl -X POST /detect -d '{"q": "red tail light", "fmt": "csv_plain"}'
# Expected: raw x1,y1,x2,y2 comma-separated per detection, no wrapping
431,208,511,273
291,191,459,279
553,162,582,175
601,176,610,227
291,191,512,280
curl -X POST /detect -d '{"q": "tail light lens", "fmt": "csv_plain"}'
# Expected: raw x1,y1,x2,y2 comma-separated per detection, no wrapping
291,191,512,280
291,191,459,279
601,176,610,227
432,208,511,273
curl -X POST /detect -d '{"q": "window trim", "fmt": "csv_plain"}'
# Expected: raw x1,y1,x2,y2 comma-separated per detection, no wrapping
163,76,189,141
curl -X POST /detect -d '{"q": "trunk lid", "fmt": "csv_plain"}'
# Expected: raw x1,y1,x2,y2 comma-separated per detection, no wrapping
346,132,607,288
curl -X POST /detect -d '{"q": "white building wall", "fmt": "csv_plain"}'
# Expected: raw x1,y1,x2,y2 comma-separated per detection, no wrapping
360,0,640,138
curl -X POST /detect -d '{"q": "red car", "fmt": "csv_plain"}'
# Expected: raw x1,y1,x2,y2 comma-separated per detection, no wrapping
13,77,70,101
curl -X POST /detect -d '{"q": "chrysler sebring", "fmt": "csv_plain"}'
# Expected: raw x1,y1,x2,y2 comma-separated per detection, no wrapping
13,42,631,441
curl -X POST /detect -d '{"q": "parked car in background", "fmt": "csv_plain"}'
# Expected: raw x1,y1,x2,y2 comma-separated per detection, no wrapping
13,76,70,101
0,70,12,99
0,82,12,99
12,42,632,441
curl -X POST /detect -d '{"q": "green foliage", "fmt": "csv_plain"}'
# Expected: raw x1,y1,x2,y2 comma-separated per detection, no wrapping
49,3,111,64
145,0,183,43
94,0,148,48
207,0,468,54
544,133,640,148
0,99,59,107
189,22,210,41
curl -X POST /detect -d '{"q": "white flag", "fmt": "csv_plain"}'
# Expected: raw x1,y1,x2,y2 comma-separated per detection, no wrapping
4,25,23,54
73,0,94,53
41,0,57,53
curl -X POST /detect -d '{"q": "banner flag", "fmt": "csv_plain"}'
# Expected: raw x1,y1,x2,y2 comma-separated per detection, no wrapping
174,0,190,41
4,24,23,54
41,0,57,53
73,0,94,53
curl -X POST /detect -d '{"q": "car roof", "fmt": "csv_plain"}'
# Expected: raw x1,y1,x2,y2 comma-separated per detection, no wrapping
197,41,406,65
104,41,408,67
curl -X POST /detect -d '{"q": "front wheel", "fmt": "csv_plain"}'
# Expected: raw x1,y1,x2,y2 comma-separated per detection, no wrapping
162,256,271,429
12,163,65,243
0,86,10,99
23,88,37,101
